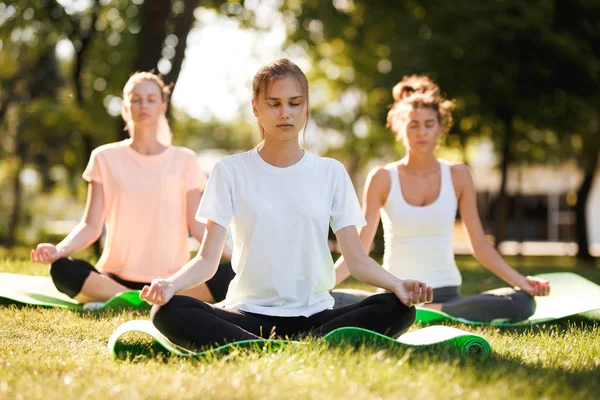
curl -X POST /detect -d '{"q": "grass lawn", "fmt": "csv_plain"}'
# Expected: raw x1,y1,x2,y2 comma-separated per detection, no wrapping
1,252,599,400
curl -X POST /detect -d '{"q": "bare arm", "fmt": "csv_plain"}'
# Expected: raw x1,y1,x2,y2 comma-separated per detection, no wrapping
187,188,205,244
141,220,227,305
454,165,549,296
31,182,105,263
335,167,390,284
336,225,432,307
187,189,232,261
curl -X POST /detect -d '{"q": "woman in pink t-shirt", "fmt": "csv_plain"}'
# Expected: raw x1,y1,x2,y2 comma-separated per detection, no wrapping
30,72,234,307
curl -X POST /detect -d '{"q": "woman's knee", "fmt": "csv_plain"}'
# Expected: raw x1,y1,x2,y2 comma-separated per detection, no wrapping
395,302,416,330
404,303,417,322
49,258,94,298
511,290,536,321
151,295,210,332
151,296,186,330
389,304,416,336
373,293,416,334
151,298,193,347
151,304,168,331
49,257,73,280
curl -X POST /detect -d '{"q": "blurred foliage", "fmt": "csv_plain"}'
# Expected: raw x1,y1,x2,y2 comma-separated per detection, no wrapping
171,107,258,151
279,0,600,258
0,0,250,245
1,0,599,256
279,0,599,169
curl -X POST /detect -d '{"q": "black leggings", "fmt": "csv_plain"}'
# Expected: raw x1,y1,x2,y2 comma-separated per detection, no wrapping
152,293,416,350
49,257,235,301
331,286,536,323
434,286,536,322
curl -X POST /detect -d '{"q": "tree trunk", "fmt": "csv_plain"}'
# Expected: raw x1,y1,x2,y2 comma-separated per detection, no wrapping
164,0,197,90
72,0,100,106
135,1,172,72
71,3,101,256
515,165,525,261
575,150,598,262
494,112,514,248
118,0,173,142
7,141,26,248
129,0,199,132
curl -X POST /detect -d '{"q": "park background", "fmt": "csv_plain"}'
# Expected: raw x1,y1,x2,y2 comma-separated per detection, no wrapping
1,0,599,265
1,2,600,400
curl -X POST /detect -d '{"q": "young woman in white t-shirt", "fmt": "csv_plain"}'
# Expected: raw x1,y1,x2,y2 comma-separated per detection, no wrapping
140,59,433,349
30,72,234,307
333,75,550,322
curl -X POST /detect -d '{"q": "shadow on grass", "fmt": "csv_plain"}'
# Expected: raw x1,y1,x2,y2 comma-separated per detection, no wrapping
405,346,599,397
112,337,176,362
110,328,600,397
416,314,600,332
328,331,600,397
507,315,599,332
106,317,600,398
112,334,293,363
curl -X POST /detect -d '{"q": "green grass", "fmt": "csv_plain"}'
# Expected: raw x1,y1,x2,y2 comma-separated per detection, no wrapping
1,253,599,399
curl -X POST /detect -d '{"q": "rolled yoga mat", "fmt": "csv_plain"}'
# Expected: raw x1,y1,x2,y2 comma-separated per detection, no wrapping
416,272,600,326
326,326,491,357
107,320,491,358
0,273,149,310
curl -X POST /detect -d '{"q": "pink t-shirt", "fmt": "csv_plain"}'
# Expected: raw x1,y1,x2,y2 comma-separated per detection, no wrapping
82,139,207,282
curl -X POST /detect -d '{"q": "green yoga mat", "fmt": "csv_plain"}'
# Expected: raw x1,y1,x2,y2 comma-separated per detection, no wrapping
0,273,149,310
107,320,491,358
416,272,600,326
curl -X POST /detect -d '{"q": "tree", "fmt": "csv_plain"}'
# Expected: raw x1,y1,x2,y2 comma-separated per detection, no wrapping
281,0,600,258
0,0,275,246
0,0,234,246
551,0,600,261
0,2,77,246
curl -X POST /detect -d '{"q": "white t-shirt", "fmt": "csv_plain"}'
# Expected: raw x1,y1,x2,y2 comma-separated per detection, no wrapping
196,148,366,317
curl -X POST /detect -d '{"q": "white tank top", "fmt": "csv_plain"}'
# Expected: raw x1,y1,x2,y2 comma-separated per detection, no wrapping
380,160,462,288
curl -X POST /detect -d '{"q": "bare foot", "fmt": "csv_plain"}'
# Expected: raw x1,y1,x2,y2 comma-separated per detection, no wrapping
420,303,443,311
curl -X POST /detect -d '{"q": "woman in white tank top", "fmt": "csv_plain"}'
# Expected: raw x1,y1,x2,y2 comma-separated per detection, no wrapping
333,75,550,323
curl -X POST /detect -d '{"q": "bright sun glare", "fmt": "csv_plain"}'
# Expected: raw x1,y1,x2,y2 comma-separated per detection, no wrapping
172,9,288,122
54,5,297,123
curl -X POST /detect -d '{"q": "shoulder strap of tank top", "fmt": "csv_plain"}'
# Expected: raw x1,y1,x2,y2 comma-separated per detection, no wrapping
385,163,402,205
438,159,456,200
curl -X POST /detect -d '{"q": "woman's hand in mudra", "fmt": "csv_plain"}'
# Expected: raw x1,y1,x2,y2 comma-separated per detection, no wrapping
140,279,176,306
393,280,433,307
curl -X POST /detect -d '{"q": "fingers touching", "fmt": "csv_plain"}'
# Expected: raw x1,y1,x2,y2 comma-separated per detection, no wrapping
30,244,60,264
397,280,433,307
525,277,551,297
140,281,169,305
